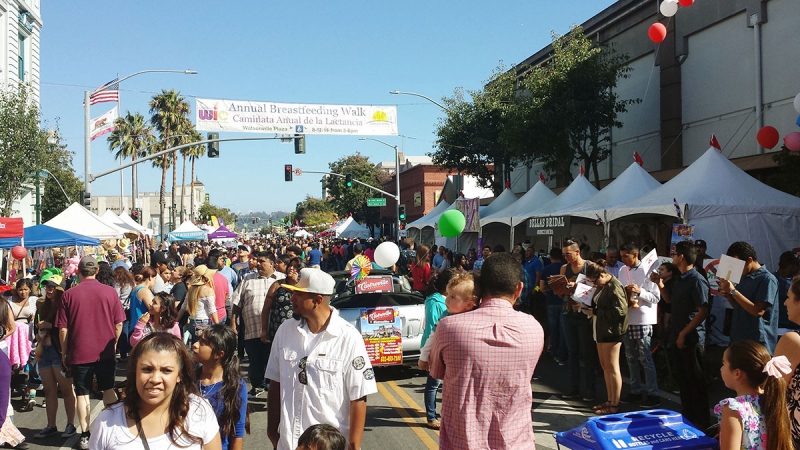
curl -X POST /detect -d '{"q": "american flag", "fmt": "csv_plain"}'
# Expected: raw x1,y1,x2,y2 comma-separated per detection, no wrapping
89,78,119,105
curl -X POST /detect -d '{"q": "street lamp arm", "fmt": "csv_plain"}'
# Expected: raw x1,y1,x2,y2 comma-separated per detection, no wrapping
93,69,198,93
389,90,452,113
39,169,72,203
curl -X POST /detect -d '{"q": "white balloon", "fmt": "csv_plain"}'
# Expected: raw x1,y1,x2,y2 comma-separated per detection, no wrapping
373,241,400,268
660,0,678,17
794,93,800,114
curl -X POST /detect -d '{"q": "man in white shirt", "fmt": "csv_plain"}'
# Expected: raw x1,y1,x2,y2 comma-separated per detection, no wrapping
266,269,377,450
618,243,661,407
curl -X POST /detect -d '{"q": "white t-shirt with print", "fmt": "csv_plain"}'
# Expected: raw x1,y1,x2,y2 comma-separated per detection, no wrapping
89,394,218,450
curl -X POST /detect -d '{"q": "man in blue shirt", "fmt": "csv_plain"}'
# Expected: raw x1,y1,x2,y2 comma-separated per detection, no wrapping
472,245,491,271
717,241,779,353
523,246,544,290
540,248,566,363
665,240,710,429
307,242,323,269
431,245,444,273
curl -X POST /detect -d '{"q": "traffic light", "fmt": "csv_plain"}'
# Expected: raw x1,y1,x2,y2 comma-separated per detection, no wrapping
81,191,91,207
345,173,353,188
131,209,141,224
398,204,406,221
207,132,219,158
294,134,306,154
285,164,293,182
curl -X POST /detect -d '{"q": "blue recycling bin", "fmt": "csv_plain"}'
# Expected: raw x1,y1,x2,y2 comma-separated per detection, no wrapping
555,409,718,449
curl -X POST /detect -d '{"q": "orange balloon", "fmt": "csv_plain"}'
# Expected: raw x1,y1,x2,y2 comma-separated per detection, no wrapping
648,23,668,43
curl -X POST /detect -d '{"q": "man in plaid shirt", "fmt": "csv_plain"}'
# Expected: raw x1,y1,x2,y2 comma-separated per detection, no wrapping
430,253,544,449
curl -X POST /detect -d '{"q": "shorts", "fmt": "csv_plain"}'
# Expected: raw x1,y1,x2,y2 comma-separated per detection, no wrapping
72,358,116,396
37,345,62,371
596,335,624,344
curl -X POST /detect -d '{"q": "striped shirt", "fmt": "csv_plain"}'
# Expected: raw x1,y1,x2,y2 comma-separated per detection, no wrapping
430,298,544,450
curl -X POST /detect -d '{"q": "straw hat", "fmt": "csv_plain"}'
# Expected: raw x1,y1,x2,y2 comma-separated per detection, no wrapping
189,265,216,286
102,239,117,251
118,238,131,252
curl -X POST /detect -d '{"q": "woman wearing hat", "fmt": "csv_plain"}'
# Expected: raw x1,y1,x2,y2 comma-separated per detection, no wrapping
182,265,219,345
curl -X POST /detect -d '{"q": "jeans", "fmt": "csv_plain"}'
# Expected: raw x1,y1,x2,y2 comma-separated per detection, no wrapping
244,338,271,390
561,312,597,396
667,344,710,429
623,332,659,397
546,305,567,360
424,374,442,421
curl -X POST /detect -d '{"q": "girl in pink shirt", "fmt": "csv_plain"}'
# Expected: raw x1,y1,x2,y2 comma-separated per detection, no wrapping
129,292,181,347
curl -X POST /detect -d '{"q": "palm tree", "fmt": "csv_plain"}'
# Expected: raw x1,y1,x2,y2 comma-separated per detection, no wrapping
187,131,206,219
180,127,203,222
107,112,155,211
149,89,190,234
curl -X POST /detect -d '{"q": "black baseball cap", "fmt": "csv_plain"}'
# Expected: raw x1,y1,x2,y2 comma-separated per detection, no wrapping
694,239,707,248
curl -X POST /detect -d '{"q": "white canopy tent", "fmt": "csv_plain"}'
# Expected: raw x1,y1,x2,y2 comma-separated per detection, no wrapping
478,188,518,218
45,203,124,240
406,197,453,246
293,229,313,238
118,211,153,236
479,181,556,251
100,210,141,236
338,219,372,239
607,147,800,268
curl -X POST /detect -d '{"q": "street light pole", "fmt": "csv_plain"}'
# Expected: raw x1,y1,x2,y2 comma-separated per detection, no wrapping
359,137,400,242
84,69,198,213
389,90,453,113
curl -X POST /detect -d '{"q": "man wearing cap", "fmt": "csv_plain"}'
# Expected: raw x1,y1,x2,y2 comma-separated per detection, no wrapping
231,251,285,397
232,245,252,280
55,256,126,449
266,268,376,450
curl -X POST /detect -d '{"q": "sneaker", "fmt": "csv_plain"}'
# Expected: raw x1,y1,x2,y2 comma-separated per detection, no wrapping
640,395,661,408
34,426,59,439
562,391,581,400
79,432,90,450
619,393,642,404
40,399,46,408
20,396,36,412
248,387,264,399
61,423,77,438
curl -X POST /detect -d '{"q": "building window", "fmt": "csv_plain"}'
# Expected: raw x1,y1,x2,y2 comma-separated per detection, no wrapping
18,34,25,81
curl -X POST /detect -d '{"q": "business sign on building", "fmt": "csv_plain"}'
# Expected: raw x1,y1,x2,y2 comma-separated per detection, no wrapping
196,98,398,136
527,215,571,236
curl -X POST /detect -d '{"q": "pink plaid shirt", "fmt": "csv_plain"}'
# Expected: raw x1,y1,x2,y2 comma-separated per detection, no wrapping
430,298,544,450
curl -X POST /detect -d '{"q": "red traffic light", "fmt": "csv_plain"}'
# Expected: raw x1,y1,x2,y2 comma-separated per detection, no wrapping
285,164,293,182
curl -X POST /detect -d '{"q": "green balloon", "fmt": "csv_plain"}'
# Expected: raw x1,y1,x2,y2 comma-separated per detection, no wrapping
438,210,466,238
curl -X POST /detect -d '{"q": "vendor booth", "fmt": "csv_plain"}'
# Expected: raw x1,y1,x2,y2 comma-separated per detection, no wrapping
406,197,452,246
480,180,556,251
168,221,207,242
45,203,124,240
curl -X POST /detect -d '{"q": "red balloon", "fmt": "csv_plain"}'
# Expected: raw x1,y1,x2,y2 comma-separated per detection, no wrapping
757,126,780,149
678,0,694,6
10,245,26,260
648,23,668,43
785,132,800,152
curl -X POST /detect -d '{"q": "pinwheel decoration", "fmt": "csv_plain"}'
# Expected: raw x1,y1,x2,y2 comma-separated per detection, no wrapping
350,255,372,281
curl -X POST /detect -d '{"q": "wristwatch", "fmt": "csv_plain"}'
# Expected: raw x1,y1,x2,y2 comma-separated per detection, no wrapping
730,288,738,297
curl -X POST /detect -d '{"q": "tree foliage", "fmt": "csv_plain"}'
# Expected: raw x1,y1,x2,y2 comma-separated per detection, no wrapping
197,201,237,226
324,153,388,227
433,66,517,195
0,84,56,217
41,138,83,222
433,26,637,190
294,195,336,227
509,27,638,186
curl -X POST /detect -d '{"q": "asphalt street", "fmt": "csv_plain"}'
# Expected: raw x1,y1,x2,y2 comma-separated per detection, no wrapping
8,352,731,449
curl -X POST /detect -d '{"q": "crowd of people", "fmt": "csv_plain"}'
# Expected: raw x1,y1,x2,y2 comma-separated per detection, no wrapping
2,233,800,449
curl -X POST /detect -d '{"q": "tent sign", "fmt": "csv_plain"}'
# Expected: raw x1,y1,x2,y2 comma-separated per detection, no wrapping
367,198,386,207
527,215,570,236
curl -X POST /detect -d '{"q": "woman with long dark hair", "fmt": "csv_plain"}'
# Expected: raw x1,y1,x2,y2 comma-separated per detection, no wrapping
129,293,180,347
409,244,432,294
89,333,221,449
32,279,77,439
772,278,800,449
113,267,136,361
262,258,304,344
193,325,248,450
580,260,628,415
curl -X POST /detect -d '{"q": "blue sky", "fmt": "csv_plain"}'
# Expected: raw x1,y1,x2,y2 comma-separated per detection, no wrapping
40,1,608,214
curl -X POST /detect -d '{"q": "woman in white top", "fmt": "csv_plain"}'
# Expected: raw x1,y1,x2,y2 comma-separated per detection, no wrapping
89,333,221,450
180,265,219,346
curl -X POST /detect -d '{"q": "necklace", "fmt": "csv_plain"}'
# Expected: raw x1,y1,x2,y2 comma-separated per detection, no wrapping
198,380,223,397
